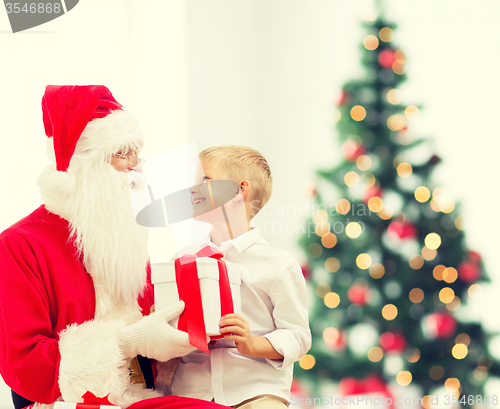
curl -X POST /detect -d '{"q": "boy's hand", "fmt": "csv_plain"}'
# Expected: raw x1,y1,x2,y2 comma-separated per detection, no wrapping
219,313,284,360
219,313,255,356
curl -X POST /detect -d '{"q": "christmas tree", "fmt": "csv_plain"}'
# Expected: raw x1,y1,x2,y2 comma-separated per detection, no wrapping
294,5,500,408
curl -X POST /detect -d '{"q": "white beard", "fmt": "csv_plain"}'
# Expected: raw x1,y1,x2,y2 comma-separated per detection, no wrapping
38,157,149,316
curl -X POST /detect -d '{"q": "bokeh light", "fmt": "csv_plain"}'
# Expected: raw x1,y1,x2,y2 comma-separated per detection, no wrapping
346,222,363,239
369,263,385,279
356,253,373,269
452,344,468,360
313,209,328,223
308,243,323,258
315,283,331,298
455,215,464,230
325,257,340,273
439,287,455,304
446,296,461,312
351,105,367,121
363,35,379,50
386,88,401,104
468,284,482,299
429,365,444,380
368,346,384,362
382,304,398,320
404,106,420,121
406,348,420,363
409,288,424,303
387,114,406,131
414,186,430,203
315,222,330,237
425,233,441,250
321,233,338,248
421,246,437,261
368,196,383,212
444,378,460,392
336,199,351,215
396,371,412,386
379,27,394,42
433,265,446,281
397,162,413,178
299,354,316,370
362,173,376,188
392,60,405,75
333,108,341,123
409,254,424,270
456,333,471,346
378,205,394,220
344,171,360,187
324,292,341,308
443,267,458,283
356,155,372,171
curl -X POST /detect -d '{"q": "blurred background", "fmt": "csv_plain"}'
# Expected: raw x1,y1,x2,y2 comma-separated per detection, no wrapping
1,0,499,407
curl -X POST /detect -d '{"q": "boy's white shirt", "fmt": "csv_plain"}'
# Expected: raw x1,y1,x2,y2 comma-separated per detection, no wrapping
170,227,311,406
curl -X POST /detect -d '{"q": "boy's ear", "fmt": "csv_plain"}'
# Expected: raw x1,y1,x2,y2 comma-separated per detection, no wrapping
234,180,251,202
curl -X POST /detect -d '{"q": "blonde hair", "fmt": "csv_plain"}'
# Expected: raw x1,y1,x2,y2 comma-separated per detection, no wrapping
199,145,272,217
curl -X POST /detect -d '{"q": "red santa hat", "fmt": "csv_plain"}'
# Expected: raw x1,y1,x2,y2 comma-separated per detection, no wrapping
42,85,141,172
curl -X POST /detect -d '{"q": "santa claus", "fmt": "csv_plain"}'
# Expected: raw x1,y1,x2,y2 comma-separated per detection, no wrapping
0,85,228,409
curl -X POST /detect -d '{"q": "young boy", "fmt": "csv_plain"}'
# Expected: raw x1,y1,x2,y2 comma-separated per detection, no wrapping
169,145,311,409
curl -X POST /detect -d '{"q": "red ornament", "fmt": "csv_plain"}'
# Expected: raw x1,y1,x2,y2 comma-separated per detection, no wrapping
424,312,457,339
387,221,418,240
342,139,367,162
468,250,482,263
363,185,383,203
339,375,394,408
324,328,347,352
348,284,370,306
379,331,407,353
458,261,480,282
301,265,311,280
338,91,351,106
378,49,396,69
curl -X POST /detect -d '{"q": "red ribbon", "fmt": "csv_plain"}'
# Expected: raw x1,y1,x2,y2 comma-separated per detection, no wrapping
175,246,234,353
80,391,113,406
339,375,394,408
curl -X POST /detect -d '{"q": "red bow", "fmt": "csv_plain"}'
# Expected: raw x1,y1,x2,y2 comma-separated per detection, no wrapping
81,391,113,405
175,246,234,353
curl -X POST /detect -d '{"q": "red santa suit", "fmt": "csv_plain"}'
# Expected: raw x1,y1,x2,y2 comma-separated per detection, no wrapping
0,85,228,409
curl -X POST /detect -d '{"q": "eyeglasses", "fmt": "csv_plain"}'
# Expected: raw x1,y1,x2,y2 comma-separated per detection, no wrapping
112,150,144,166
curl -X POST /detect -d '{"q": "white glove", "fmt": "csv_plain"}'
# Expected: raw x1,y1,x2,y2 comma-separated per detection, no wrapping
119,301,196,361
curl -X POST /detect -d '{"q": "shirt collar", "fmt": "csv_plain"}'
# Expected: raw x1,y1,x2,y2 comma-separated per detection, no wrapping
214,227,261,253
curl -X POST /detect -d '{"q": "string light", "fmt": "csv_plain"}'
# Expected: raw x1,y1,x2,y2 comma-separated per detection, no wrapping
351,105,367,121
346,222,363,239
299,354,316,370
323,327,340,343
473,367,488,381
396,371,412,386
444,378,460,391
386,89,402,104
356,155,372,171
315,283,331,298
409,288,424,303
363,35,379,50
452,344,468,360
397,162,413,178
368,196,383,212
369,263,385,279
382,304,398,320
356,253,372,269
344,171,360,187
324,292,340,308
387,114,406,131
433,265,446,280
425,233,441,250
368,347,384,362
468,284,482,299
321,233,338,248
443,267,458,283
308,243,323,258
313,209,329,223
363,10,377,22
429,365,444,380
362,173,376,187
392,60,405,75
379,27,394,42
455,333,471,346
414,186,431,202
421,246,437,261
336,199,351,215
315,222,330,237
446,296,461,312
325,257,340,273
439,287,455,304
455,215,464,230
405,348,420,363
405,106,420,121
378,205,393,220
409,254,424,269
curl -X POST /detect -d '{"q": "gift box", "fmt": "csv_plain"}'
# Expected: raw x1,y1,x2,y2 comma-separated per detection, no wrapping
152,257,241,337
54,403,120,409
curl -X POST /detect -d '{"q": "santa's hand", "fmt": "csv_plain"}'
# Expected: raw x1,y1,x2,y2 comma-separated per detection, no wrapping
119,301,195,361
